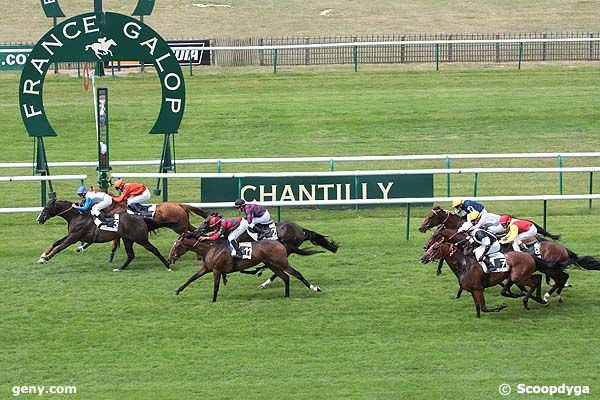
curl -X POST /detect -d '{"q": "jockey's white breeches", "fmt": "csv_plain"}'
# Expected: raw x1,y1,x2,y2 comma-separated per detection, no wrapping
127,188,151,205
229,219,249,242
91,197,112,216
249,210,271,228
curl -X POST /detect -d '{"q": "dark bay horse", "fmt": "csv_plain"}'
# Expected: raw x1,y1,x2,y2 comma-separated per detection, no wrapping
76,201,210,261
421,239,548,318
194,216,339,288
37,199,176,271
168,235,323,302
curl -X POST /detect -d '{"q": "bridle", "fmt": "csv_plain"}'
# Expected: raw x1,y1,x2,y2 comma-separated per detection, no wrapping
423,208,451,231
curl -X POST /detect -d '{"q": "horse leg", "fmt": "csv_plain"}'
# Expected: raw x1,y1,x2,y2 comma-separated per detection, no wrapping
212,270,222,302
39,235,68,262
75,241,93,252
476,289,508,314
543,271,568,304
436,259,444,276
175,265,209,295
136,240,172,271
38,235,79,263
500,279,521,298
116,238,135,271
455,285,463,299
522,274,546,308
270,268,290,297
280,264,321,292
259,274,278,289
108,238,120,263
470,291,482,318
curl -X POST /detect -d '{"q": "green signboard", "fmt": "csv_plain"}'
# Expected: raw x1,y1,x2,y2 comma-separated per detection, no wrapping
40,0,65,18
0,46,31,71
201,174,433,208
19,11,185,137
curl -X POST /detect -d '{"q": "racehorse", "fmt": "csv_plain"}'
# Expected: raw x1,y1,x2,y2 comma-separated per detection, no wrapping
194,216,339,288
421,239,548,318
168,234,323,302
37,199,176,271
77,200,210,261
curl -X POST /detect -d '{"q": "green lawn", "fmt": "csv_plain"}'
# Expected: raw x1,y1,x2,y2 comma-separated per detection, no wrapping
1,67,600,399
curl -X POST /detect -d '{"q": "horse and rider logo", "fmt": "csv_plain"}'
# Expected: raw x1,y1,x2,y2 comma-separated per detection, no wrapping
85,37,117,59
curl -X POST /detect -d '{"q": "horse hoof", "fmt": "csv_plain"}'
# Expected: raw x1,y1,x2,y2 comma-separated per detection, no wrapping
174,291,180,296
167,268,173,272
310,284,321,292
37,259,46,264
259,284,267,289
558,296,563,303
112,268,121,272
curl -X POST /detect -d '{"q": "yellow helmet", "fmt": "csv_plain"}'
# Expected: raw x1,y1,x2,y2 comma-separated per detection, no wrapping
452,198,463,208
467,211,480,222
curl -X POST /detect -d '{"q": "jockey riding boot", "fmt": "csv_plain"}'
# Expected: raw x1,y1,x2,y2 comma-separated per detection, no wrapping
512,241,522,252
230,239,243,258
128,203,142,214
96,212,108,224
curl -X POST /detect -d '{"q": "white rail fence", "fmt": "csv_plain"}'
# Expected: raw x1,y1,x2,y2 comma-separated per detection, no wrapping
3,194,599,240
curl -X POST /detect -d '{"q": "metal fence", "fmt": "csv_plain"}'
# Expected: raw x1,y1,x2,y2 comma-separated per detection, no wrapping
212,32,600,67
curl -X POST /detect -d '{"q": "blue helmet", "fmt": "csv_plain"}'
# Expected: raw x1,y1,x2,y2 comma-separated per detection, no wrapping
76,186,88,195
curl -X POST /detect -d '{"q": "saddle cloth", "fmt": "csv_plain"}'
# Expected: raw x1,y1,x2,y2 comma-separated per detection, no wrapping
480,252,508,273
226,241,253,259
523,241,542,258
247,221,278,241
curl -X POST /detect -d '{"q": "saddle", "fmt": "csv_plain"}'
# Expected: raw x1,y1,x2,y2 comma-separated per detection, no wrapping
247,221,278,241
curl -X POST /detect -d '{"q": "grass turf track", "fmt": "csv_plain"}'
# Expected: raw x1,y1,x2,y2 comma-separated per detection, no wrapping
1,66,600,399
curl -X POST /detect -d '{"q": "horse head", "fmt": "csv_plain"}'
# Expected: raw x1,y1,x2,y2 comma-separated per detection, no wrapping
421,238,446,264
419,207,451,232
37,198,58,224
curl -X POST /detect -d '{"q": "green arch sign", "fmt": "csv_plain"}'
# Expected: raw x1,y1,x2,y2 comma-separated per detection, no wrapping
19,11,185,137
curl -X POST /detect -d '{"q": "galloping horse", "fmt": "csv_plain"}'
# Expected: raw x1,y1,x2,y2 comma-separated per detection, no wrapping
169,234,323,302
421,239,548,318
37,199,176,271
194,216,339,288
77,201,210,261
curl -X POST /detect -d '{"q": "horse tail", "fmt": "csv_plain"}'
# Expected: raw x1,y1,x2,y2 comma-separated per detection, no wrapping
180,204,210,218
144,218,179,233
84,44,92,50
533,256,573,271
573,255,600,270
284,243,324,256
303,228,339,253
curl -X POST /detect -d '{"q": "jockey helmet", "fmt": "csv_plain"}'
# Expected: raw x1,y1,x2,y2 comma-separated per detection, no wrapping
208,216,222,227
451,198,463,208
499,215,512,224
114,180,125,190
76,186,88,195
234,198,246,208
467,211,480,222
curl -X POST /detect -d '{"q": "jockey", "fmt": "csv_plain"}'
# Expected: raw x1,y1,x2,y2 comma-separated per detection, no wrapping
467,225,503,273
200,215,245,258
111,179,151,214
458,210,505,235
452,199,487,219
74,186,112,222
498,215,538,252
234,198,271,229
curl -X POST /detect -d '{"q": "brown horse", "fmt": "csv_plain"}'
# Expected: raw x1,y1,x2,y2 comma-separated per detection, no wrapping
76,201,210,261
421,239,549,318
169,234,323,302
36,199,175,271
193,216,338,288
